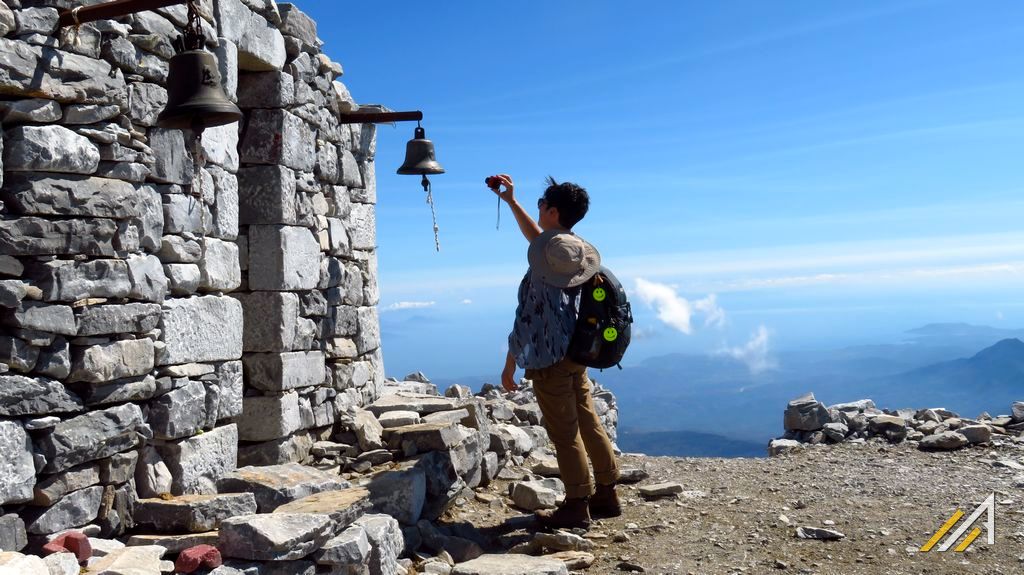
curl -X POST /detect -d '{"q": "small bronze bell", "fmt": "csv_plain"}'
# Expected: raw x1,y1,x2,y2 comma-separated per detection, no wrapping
397,126,445,175
158,49,242,132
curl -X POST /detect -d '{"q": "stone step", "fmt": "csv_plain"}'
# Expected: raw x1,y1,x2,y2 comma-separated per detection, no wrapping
133,492,257,533
452,554,569,575
366,393,458,416
218,513,334,561
382,422,467,453
126,532,219,554
273,487,371,531
216,463,348,512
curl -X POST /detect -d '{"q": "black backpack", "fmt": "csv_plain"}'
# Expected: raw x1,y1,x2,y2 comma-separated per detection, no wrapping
567,266,633,369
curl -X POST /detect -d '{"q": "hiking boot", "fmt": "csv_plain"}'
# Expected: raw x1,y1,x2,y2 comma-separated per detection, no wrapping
536,497,591,530
589,482,622,518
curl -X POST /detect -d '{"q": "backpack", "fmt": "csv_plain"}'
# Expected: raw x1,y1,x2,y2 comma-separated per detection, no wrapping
567,266,633,369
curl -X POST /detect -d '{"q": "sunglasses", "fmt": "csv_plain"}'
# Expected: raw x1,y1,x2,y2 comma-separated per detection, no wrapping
537,197,549,209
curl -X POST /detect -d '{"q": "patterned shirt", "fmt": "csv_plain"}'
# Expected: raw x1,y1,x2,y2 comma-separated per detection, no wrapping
508,270,580,369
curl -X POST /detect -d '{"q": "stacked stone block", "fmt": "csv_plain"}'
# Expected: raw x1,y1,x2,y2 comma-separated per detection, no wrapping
0,0,382,551
226,0,384,468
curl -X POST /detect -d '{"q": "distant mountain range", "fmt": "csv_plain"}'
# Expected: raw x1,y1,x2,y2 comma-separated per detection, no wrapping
435,324,1024,458
617,429,764,458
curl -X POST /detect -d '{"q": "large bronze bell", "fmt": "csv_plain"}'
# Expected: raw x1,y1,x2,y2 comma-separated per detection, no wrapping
397,126,445,175
158,49,242,131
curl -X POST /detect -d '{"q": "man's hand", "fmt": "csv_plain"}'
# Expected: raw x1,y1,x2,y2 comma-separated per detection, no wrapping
501,350,519,392
491,174,515,204
501,366,518,393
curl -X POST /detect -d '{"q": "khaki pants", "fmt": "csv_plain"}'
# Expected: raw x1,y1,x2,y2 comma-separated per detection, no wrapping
525,357,619,499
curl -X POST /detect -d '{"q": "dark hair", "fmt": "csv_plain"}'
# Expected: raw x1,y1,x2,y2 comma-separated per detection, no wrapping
542,176,589,229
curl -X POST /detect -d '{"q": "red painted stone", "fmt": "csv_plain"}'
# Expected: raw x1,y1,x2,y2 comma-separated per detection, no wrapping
41,531,91,563
175,544,223,573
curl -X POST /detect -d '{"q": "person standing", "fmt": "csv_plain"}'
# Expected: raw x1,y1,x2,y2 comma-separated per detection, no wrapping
491,173,621,530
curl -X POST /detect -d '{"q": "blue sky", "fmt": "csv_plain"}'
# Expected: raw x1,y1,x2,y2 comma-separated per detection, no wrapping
300,1,1024,379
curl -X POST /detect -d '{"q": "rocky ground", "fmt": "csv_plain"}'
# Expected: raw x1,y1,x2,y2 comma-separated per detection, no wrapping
443,439,1024,575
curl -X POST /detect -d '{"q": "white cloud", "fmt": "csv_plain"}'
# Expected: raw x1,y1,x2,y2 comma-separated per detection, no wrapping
694,294,727,329
383,301,436,312
996,311,1005,321
719,325,776,374
461,299,473,305
633,278,725,335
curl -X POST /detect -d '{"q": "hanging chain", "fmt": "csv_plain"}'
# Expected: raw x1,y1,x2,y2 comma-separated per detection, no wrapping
186,0,203,42
422,176,440,252
191,134,208,241
185,0,207,242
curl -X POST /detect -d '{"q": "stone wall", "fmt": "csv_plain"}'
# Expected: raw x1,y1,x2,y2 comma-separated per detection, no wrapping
0,0,382,546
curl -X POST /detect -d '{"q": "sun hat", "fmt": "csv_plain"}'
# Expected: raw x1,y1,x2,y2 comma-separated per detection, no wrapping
527,229,601,288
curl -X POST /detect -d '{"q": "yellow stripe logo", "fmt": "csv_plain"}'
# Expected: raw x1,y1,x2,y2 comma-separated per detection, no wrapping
920,494,995,553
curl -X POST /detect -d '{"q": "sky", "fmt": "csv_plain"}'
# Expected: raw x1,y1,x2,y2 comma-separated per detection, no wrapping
299,1,1024,380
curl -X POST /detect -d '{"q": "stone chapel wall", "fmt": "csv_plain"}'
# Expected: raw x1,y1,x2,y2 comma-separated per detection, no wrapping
0,0,382,544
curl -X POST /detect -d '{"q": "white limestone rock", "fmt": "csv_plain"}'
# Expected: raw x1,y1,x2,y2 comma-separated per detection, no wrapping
28,259,131,302
158,295,243,365
84,545,166,575
75,303,162,336
157,424,238,495
247,225,320,291
237,392,300,442
243,351,325,392
215,0,286,71
199,238,241,292
218,513,332,561
201,122,240,171
127,254,168,303
216,463,348,513
365,467,426,526
23,485,103,535
37,403,144,473
209,166,239,240
0,552,48,575
0,375,81,417
314,523,371,567
237,165,298,225
0,39,128,107
0,98,61,123
238,109,315,171
353,514,404,575
128,82,168,127
0,421,34,506
215,37,239,102
148,381,207,440
452,554,568,575
348,203,375,250
510,479,562,511
148,127,193,185
67,338,154,384
164,264,202,296
2,125,99,175
135,445,173,499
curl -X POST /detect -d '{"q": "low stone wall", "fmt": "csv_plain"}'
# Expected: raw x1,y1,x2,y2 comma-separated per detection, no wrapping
0,0,382,550
0,371,621,574
769,393,1024,456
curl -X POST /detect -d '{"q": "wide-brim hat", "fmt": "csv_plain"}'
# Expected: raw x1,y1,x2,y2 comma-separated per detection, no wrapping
527,229,601,288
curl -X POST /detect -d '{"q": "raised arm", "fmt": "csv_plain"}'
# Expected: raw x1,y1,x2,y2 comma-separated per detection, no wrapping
492,174,542,242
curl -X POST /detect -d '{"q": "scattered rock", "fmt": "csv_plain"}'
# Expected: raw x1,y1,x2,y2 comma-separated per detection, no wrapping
796,526,846,541
919,431,969,451
638,482,684,499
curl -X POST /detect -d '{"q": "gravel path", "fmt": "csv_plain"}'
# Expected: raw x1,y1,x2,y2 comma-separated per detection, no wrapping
445,438,1024,575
